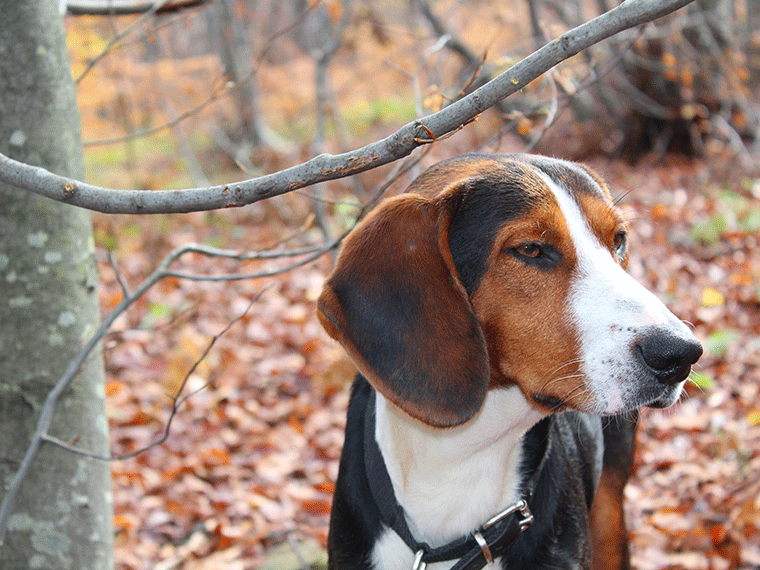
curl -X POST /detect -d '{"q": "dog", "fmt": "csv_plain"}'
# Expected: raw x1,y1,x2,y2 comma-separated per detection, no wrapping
317,154,702,570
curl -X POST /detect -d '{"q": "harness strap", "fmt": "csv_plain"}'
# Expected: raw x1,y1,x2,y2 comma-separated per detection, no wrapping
363,390,536,569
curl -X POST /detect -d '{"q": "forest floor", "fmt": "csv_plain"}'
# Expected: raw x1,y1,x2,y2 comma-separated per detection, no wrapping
62,5,760,569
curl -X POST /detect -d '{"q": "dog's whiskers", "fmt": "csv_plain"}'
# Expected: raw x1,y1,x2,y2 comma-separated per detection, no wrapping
546,359,584,380
538,365,584,395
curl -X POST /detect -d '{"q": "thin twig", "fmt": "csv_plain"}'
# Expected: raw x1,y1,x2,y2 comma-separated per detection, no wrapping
520,29,643,152
75,0,171,85
412,0,481,66
83,78,229,146
483,29,641,153
308,0,352,244
41,293,260,461
524,71,560,153
163,237,343,281
108,250,130,297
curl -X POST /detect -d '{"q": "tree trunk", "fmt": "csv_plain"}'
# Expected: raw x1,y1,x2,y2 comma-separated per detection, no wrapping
0,2,113,569
218,0,265,148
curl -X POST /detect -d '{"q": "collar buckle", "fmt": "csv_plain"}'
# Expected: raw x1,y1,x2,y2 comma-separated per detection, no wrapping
409,499,535,570
482,498,534,532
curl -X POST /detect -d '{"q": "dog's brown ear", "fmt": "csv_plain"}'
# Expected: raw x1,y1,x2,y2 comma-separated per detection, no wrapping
317,193,489,427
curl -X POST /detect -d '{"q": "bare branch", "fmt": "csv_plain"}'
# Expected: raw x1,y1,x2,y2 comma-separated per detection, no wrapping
66,0,209,16
75,0,171,85
162,237,344,281
0,146,423,542
524,71,560,153
412,0,482,66
0,0,697,215
108,250,130,297
513,29,643,152
83,78,230,146
308,0,353,243
41,294,259,462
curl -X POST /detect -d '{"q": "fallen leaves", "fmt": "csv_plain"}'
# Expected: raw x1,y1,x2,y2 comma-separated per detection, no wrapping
94,211,348,568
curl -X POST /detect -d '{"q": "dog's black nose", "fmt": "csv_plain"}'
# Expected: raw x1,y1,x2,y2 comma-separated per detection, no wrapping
637,330,703,385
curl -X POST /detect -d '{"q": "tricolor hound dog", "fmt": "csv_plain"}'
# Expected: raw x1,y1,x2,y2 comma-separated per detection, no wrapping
317,154,702,570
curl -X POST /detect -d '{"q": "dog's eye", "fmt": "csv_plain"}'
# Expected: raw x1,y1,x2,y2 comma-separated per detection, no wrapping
614,230,628,260
516,243,543,259
509,242,561,267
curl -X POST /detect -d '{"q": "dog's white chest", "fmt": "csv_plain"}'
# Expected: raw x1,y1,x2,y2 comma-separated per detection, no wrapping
370,387,543,569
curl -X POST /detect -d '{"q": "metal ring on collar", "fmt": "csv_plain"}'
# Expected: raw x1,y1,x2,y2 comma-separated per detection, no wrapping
411,549,427,570
472,531,494,564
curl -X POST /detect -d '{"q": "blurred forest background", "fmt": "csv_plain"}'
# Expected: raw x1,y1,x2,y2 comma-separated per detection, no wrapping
51,0,760,568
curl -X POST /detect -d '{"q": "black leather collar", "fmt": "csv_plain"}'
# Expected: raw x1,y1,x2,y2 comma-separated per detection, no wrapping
363,390,537,570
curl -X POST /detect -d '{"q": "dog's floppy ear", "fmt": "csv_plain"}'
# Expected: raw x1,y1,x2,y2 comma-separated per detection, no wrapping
317,192,489,427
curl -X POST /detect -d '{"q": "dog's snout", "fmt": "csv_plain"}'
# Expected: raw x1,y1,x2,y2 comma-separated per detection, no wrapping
636,330,703,385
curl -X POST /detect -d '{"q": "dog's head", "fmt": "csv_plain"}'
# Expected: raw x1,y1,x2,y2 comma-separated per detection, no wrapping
318,154,702,427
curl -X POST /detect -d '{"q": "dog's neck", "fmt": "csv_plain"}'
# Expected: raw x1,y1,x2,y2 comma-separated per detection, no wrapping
374,386,544,548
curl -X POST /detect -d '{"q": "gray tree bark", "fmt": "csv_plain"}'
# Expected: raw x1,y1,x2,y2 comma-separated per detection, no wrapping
0,2,113,569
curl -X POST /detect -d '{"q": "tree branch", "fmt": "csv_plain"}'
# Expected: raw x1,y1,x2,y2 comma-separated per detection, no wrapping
66,0,209,16
75,0,171,85
0,0,696,214
412,0,482,66
41,294,259,462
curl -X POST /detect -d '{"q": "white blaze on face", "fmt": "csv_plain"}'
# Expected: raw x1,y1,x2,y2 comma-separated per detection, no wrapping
537,168,693,415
